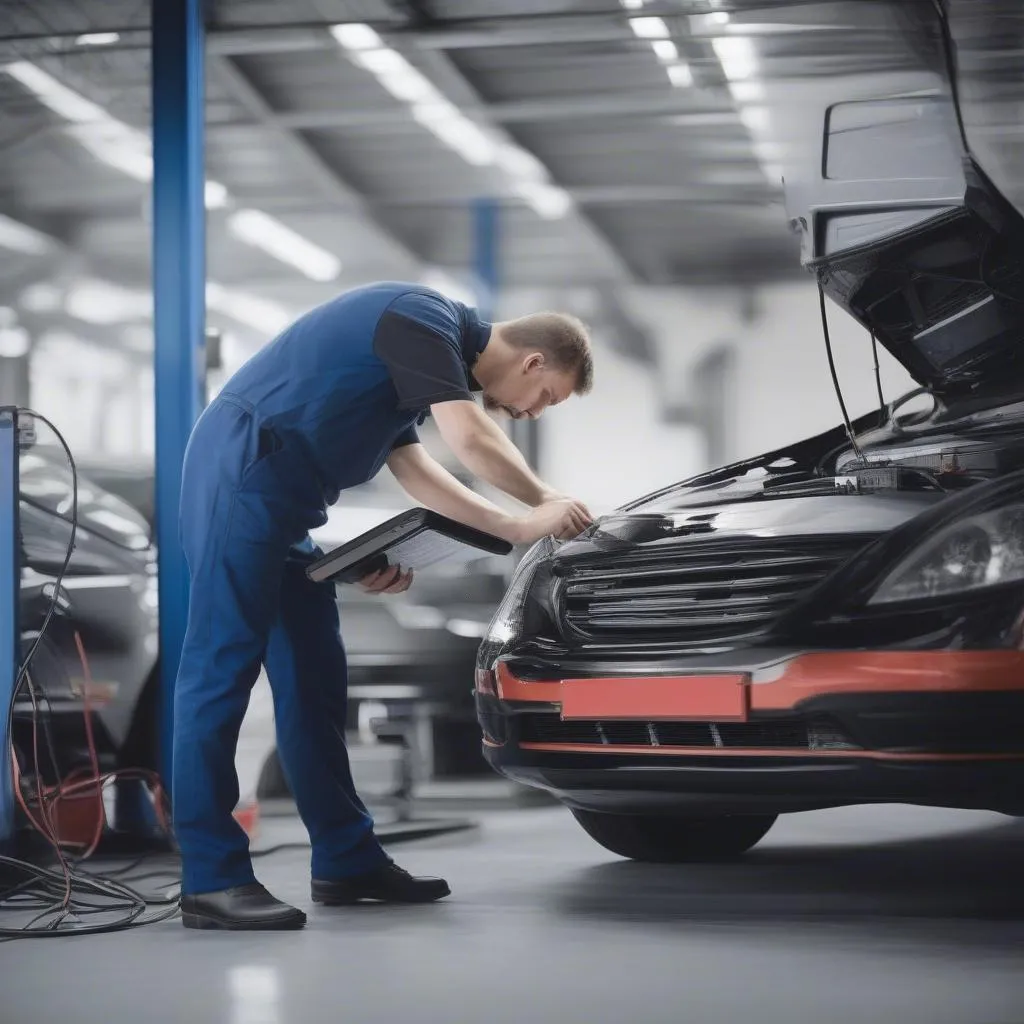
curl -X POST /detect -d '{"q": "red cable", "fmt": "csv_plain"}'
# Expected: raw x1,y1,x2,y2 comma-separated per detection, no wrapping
13,630,173,898
70,631,105,858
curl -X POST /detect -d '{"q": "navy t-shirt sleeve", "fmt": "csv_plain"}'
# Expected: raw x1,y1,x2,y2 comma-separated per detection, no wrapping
391,426,420,450
373,290,473,411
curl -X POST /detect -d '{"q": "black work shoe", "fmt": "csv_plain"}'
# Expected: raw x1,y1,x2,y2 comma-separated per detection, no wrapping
311,861,450,905
180,882,306,931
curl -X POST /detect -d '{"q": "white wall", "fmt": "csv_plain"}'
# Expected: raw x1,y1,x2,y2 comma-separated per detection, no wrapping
540,337,705,514
726,281,915,462
538,279,918,511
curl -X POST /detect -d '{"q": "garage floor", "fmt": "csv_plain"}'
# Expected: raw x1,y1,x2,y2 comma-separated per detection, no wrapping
2,804,1023,1024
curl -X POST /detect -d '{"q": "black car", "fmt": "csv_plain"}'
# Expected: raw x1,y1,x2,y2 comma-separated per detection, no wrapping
16,444,160,815
475,0,1024,863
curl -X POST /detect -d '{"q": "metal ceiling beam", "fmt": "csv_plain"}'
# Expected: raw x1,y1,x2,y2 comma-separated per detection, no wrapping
203,17,889,57
383,185,778,206
263,95,740,131
0,14,916,59
211,54,424,266
245,184,779,210
407,62,635,280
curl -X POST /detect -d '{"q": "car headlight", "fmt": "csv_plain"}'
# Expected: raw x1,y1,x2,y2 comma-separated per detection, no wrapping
870,504,1024,604
474,537,558,694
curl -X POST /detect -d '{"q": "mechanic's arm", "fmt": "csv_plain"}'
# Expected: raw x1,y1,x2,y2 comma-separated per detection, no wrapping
387,442,589,545
430,400,564,507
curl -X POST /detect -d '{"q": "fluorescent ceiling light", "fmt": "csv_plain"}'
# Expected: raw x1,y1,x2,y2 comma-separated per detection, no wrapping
619,0,645,8
352,48,406,75
228,209,342,282
6,63,228,207
206,282,292,335
629,17,669,39
374,59,439,104
329,23,384,51
204,180,230,209
667,63,694,88
3,61,105,122
0,326,30,359
411,99,462,127
68,121,153,179
329,22,561,210
713,36,757,80
75,32,121,46
651,40,679,62
66,280,152,324
709,11,731,26
412,102,496,166
0,212,53,255
514,181,573,220
496,143,547,183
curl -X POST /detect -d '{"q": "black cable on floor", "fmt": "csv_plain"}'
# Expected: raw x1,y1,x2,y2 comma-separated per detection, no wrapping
2,410,182,938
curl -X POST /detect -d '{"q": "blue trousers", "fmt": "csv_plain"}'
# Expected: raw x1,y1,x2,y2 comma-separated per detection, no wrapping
173,395,387,895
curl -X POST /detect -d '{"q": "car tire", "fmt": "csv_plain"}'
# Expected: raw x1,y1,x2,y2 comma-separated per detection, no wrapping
570,808,778,863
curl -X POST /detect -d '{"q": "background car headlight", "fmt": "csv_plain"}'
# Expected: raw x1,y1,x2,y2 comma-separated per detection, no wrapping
870,505,1024,604
474,537,558,694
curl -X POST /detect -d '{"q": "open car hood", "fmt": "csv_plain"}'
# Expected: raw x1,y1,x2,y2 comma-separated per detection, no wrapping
775,1,1024,396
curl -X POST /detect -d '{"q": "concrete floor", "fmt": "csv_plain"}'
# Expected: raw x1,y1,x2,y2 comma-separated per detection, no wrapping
3,803,1024,1024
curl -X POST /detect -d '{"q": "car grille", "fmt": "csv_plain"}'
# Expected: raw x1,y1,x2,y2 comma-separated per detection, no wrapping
517,713,818,749
558,534,873,650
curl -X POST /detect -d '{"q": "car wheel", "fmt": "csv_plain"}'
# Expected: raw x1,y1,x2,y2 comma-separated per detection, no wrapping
570,808,778,863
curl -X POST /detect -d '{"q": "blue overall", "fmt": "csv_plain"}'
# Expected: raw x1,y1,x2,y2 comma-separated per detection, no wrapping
174,282,490,895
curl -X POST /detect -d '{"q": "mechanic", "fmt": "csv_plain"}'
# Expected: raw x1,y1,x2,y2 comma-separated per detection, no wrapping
175,282,595,931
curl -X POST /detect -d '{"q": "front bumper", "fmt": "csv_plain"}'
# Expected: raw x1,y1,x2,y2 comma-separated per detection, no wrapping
477,649,1024,815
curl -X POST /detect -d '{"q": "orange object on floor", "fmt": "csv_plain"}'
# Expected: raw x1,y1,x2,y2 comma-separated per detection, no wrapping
233,800,260,841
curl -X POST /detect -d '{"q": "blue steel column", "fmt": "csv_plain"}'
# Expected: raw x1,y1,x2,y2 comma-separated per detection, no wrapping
151,0,206,792
0,408,17,848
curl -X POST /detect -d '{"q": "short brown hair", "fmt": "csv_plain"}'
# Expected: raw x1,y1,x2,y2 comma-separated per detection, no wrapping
499,312,593,395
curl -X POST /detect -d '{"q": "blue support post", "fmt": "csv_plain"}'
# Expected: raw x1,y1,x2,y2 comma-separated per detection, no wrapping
151,0,206,794
0,408,17,849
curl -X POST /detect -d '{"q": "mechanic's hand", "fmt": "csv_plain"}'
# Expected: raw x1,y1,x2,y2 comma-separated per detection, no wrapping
517,498,593,543
359,565,414,595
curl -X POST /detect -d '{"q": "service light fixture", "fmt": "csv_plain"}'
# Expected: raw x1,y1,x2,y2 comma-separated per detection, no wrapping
75,33,121,46
712,36,757,80
227,209,342,283
65,280,152,325
331,23,573,220
2,62,228,208
629,17,670,39
0,213,53,255
667,63,694,88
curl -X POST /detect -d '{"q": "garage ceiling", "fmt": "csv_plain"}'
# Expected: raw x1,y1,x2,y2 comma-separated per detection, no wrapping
0,0,1021,346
